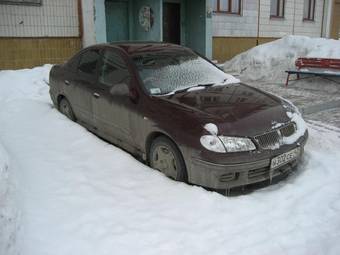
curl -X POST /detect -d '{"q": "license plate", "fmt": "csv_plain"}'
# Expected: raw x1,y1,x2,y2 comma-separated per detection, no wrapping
270,147,300,170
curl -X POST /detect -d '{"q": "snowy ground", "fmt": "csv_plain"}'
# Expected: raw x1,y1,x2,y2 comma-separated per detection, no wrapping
0,63,340,255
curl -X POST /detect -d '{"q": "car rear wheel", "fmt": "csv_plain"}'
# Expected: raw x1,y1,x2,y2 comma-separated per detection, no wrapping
149,136,187,182
59,97,76,121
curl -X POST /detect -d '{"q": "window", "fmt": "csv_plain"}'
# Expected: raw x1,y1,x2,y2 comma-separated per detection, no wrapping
213,0,241,15
98,50,130,87
0,0,41,6
303,0,315,21
78,50,100,76
270,0,285,18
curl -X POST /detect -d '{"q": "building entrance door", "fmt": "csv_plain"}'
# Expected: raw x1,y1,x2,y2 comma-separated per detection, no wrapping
163,3,180,44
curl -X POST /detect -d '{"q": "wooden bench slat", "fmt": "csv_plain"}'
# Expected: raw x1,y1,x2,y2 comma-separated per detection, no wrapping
286,57,340,87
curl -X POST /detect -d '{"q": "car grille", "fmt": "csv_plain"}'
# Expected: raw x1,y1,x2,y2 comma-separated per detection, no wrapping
254,123,296,150
248,167,268,179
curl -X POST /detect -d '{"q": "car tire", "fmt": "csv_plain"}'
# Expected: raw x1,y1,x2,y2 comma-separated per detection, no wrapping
149,136,187,182
59,97,76,121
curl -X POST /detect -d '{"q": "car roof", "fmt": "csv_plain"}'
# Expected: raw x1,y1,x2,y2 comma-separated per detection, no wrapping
91,42,191,56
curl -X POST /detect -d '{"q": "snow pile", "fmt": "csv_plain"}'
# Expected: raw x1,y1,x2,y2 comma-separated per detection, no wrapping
224,35,340,82
0,143,18,255
0,66,340,254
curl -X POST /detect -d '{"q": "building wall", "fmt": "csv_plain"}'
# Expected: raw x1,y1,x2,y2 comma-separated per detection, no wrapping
0,0,79,37
212,0,329,62
212,0,258,37
331,0,340,39
0,0,81,70
259,0,323,37
0,37,81,69
81,0,96,47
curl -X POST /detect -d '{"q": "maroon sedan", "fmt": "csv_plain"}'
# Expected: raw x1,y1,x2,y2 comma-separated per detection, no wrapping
49,42,308,193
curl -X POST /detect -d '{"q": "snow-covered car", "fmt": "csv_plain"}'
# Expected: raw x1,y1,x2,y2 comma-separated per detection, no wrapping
49,42,308,193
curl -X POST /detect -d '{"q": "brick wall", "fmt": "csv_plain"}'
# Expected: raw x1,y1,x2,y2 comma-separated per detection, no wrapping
0,37,81,70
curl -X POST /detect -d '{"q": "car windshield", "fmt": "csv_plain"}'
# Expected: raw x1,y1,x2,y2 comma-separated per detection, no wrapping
132,50,239,95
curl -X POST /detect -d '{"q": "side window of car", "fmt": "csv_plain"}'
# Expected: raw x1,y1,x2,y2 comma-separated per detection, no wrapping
98,50,130,87
77,50,100,76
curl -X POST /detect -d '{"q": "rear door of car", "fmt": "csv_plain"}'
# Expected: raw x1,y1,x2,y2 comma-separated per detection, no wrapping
92,48,137,150
64,49,100,128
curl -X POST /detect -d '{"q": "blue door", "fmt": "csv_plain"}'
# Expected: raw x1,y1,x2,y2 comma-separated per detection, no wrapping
105,0,129,42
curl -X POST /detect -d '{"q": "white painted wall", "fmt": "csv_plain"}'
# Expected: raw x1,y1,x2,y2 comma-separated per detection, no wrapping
212,0,328,38
81,0,96,46
213,0,258,37
0,0,79,37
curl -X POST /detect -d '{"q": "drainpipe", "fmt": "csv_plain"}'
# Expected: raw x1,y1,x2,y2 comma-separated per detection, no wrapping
292,0,296,35
256,0,260,45
321,0,326,37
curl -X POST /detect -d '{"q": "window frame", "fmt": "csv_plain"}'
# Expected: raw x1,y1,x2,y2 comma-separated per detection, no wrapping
213,0,242,15
0,0,42,6
76,49,101,79
270,0,285,19
303,0,316,21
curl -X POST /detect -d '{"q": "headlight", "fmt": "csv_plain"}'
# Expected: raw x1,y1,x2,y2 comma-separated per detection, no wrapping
200,135,226,153
219,136,256,152
200,135,256,153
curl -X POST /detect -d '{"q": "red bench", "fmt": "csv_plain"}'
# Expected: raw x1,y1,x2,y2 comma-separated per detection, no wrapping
285,57,340,86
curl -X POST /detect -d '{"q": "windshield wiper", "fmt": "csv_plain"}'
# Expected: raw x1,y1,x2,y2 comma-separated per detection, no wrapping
172,83,215,94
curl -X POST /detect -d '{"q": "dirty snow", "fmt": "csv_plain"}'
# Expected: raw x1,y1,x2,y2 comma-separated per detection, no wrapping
224,35,340,82
283,112,308,145
203,123,218,135
0,65,340,255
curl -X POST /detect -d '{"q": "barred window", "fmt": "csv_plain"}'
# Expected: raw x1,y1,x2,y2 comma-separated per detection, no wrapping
303,0,315,21
270,0,285,18
0,0,42,6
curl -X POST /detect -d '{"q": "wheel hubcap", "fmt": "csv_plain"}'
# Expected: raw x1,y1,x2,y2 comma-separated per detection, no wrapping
151,145,177,179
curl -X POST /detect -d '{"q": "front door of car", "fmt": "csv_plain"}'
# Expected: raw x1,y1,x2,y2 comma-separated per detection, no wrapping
92,49,136,150
65,49,100,128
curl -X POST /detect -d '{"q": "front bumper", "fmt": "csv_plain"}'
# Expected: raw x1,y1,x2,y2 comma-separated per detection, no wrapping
188,132,307,190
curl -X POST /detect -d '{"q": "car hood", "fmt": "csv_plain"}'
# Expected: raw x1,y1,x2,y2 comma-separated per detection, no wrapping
159,83,291,137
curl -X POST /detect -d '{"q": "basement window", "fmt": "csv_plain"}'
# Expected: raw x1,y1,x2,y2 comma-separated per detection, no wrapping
0,0,41,6
213,0,242,15
303,0,315,21
270,0,285,18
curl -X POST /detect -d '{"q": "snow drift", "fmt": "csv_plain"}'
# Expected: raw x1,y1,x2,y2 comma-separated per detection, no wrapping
1,64,340,254
224,35,340,82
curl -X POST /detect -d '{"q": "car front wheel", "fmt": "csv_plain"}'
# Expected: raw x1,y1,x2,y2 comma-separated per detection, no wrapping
149,136,187,182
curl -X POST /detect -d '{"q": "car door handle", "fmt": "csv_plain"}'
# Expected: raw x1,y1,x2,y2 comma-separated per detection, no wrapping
93,92,100,98
64,80,70,86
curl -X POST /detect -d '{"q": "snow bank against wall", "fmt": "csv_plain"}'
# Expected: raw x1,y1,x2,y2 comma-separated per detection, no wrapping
224,35,340,82
0,143,18,255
